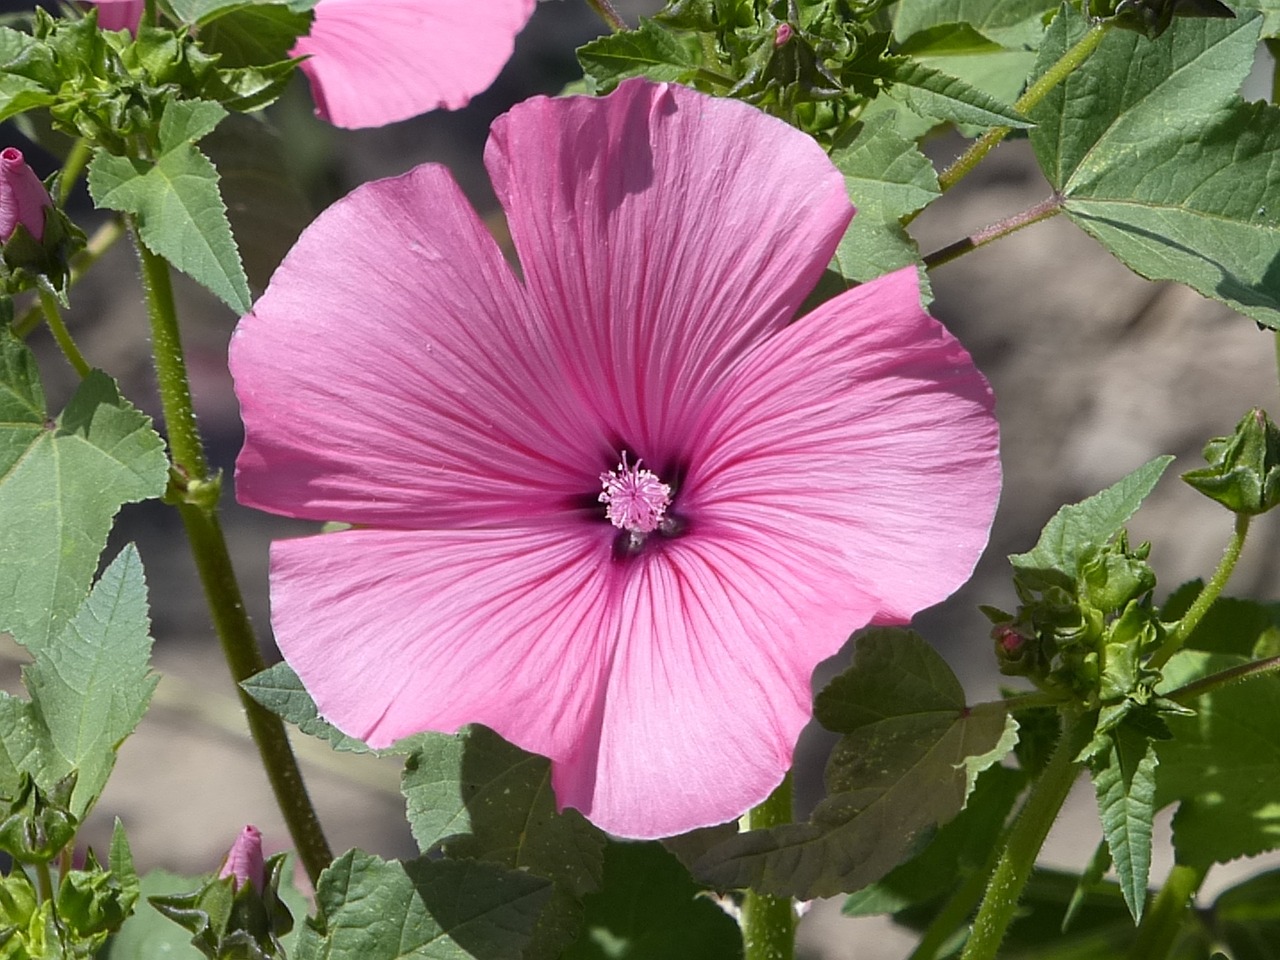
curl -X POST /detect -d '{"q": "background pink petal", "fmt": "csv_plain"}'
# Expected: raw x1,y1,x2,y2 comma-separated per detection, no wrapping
270,524,620,763
84,0,143,32
293,0,536,129
685,266,1002,623
231,163,603,528
485,79,855,466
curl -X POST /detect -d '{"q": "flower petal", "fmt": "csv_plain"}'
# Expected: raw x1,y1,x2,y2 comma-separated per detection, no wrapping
232,163,603,528
270,525,620,765
85,0,143,32
293,0,535,129
685,266,1001,623
485,79,854,465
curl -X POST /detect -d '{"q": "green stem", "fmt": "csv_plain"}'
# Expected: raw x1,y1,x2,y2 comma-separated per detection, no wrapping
34,862,54,904
1150,512,1252,670
908,856,994,960
1268,39,1280,106
961,712,1090,960
1166,654,1280,706
923,194,1064,270
38,288,90,378
12,218,126,339
742,775,795,960
586,0,627,31
131,224,332,885
1127,863,1206,960
934,21,1111,195
57,140,93,206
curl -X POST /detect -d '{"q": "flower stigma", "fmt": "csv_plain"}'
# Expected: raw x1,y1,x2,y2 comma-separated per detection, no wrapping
599,453,672,536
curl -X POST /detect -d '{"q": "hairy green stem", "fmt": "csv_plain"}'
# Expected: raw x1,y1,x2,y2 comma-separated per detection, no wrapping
13,218,126,339
1150,512,1252,670
742,775,795,960
1127,863,1206,960
57,140,93,207
1167,654,1280,706
132,224,332,885
933,21,1111,196
38,288,90,378
908,854,994,960
961,713,1090,960
586,0,627,31
923,194,1064,269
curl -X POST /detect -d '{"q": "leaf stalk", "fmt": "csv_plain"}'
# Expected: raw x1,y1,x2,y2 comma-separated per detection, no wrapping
37,288,90,378
923,194,1064,269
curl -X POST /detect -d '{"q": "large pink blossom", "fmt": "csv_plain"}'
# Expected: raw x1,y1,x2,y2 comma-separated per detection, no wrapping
231,79,1001,838
82,0,535,129
291,0,537,128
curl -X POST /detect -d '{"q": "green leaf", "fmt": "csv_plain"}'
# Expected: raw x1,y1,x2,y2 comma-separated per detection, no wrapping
1155,651,1280,867
577,19,701,90
563,841,742,960
240,661,376,755
1030,8,1280,328
88,99,251,314
829,114,939,284
696,631,1018,899
1231,0,1280,36
842,764,1026,917
881,58,1032,129
892,0,1058,48
105,870,208,959
199,4,312,67
0,334,168,651
401,726,607,960
24,546,157,817
1010,456,1173,581
1088,720,1158,920
0,696,38,796
1000,869,1137,958
297,852,552,960
1213,869,1280,960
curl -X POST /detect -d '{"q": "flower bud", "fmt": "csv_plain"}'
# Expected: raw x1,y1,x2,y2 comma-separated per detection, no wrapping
218,825,265,893
0,148,52,244
1182,408,1280,516
82,0,144,33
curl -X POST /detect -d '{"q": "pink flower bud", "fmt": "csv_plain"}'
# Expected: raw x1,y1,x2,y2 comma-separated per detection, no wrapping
82,0,145,34
218,825,265,892
774,23,794,47
0,148,52,243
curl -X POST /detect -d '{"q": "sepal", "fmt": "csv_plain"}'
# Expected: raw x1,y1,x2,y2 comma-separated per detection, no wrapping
1183,408,1280,516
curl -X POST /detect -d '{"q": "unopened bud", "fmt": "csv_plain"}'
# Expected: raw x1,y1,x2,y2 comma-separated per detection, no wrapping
775,23,794,46
218,825,265,893
83,0,144,33
0,148,51,243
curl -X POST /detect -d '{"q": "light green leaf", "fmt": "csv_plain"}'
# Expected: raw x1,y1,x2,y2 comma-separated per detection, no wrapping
25,546,157,817
1155,651,1280,867
883,59,1032,130
577,19,701,91
297,852,551,960
829,114,939,284
697,631,1017,899
1089,721,1158,920
88,99,251,314
402,726,607,960
892,0,1058,49
240,661,375,754
1010,456,1173,581
563,842,742,960
164,0,314,25
1230,0,1280,37
0,695,38,796
0,334,169,652
1030,8,1280,328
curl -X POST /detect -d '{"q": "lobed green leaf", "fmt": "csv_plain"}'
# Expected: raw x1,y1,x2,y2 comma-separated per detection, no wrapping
240,661,375,755
892,0,1058,48
1087,721,1158,920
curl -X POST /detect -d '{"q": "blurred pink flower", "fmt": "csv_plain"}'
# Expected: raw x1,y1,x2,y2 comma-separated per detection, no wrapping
83,0,143,32
231,79,1001,838
218,825,265,892
293,0,536,128
81,0,535,128
0,147,51,242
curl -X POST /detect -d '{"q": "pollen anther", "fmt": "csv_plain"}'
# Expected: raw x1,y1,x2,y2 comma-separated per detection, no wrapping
599,453,672,534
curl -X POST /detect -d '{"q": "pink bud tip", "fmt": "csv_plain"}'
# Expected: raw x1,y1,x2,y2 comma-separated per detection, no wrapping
775,23,794,47
0,147,52,243
994,626,1025,655
218,825,265,892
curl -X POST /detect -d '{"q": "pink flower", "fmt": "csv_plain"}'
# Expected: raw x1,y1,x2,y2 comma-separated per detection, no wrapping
84,0,144,32
231,79,1001,839
80,0,536,129
0,147,51,243
291,0,537,129
218,825,265,892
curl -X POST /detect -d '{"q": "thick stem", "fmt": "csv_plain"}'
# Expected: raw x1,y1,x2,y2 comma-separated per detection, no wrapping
1127,863,1206,960
132,225,332,884
742,776,795,960
38,288,90,378
35,861,54,904
923,194,1064,269
933,21,1111,196
960,713,1090,960
1150,513,1252,670
57,140,93,206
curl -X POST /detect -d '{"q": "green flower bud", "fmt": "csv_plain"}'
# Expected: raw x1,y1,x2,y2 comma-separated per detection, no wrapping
1183,408,1280,516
